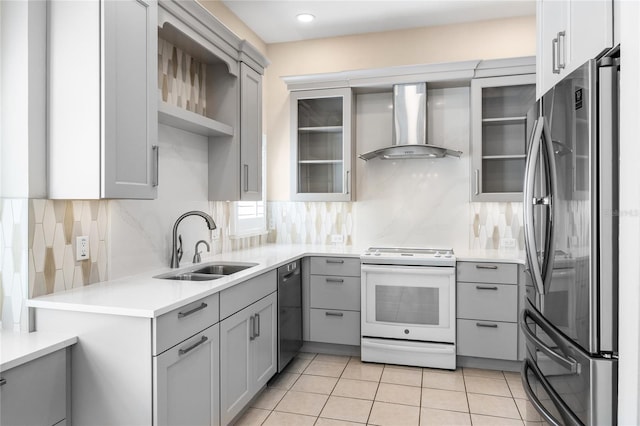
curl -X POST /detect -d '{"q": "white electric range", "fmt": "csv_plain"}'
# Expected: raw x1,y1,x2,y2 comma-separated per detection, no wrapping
360,247,457,370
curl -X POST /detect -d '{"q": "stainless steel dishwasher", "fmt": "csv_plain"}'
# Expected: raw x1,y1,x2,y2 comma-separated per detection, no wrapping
277,260,302,372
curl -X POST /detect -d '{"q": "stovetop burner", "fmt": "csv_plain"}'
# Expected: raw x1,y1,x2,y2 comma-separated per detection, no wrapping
361,247,456,267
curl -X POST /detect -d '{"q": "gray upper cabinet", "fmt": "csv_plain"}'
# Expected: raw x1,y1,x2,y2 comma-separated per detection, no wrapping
48,0,158,199
470,74,536,202
240,63,263,201
537,0,614,98
290,88,354,201
156,1,268,201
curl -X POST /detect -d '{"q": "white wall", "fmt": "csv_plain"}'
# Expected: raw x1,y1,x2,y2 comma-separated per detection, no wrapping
109,124,212,279
354,88,470,249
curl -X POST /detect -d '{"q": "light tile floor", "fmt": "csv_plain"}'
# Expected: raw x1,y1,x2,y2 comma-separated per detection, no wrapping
234,353,549,426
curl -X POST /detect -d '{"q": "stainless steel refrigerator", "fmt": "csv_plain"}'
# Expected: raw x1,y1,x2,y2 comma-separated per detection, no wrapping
521,50,619,425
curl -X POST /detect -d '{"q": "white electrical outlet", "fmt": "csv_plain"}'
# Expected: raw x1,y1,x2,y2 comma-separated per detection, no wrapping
76,236,90,260
330,234,344,244
500,238,517,250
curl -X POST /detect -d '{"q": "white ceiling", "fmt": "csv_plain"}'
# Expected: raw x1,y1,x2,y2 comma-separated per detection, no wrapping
221,0,536,44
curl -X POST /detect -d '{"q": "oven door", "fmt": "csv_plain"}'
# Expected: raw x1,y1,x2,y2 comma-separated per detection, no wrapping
361,264,455,343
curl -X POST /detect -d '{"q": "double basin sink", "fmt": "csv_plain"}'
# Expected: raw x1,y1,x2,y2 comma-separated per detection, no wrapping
154,262,258,281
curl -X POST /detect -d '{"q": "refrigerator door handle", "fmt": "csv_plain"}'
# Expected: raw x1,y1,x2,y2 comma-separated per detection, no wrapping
523,118,546,296
522,359,583,426
540,119,558,293
521,307,579,374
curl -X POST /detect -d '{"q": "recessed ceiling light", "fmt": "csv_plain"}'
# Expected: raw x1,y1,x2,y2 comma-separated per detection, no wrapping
296,13,315,23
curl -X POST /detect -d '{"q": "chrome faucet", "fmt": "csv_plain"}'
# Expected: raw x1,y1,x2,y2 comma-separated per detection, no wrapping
192,240,210,264
171,211,216,268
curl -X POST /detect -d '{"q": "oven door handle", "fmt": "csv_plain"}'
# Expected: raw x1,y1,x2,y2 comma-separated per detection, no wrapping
361,265,454,275
522,358,584,426
362,340,455,354
520,307,579,374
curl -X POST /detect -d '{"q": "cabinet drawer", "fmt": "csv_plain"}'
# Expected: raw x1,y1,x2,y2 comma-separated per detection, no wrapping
457,319,518,360
457,282,518,322
220,270,277,320
310,256,360,277
154,293,220,355
309,309,360,346
457,262,517,284
310,275,360,311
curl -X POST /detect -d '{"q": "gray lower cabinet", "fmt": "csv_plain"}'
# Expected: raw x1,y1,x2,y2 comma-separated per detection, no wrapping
154,324,220,426
456,261,520,361
220,291,277,425
0,349,68,426
307,256,361,346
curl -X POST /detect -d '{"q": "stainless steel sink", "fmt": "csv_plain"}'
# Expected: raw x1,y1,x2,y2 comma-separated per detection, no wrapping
154,262,258,282
192,263,257,275
159,272,223,281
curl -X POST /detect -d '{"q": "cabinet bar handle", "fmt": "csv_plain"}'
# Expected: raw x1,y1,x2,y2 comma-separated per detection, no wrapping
476,285,499,290
476,322,498,328
552,37,559,74
178,336,208,356
249,315,256,340
326,278,344,283
475,265,498,270
345,170,350,195
557,31,566,70
254,313,261,337
152,145,159,187
325,311,344,317
244,164,249,192
474,169,480,195
0,378,6,386
325,259,344,264
178,302,208,318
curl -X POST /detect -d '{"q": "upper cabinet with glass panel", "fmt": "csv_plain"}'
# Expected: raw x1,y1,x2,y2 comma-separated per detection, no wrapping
471,74,536,202
290,88,354,201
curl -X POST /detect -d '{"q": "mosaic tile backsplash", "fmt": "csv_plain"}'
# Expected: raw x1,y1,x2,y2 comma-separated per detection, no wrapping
158,37,207,115
267,202,354,245
28,200,109,299
1,198,29,330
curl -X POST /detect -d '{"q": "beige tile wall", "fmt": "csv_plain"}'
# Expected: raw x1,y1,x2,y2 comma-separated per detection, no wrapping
28,200,108,299
470,202,524,250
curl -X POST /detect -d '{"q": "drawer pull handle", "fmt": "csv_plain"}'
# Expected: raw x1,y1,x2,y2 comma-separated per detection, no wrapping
178,302,208,318
326,278,344,283
475,265,498,270
325,311,344,317
476,322,498,328
0,378,6,386
476,285,498,290
178,336,208,356
325,259,344,264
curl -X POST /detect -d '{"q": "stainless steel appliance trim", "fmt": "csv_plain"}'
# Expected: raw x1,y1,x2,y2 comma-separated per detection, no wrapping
597,57,619,354
523,118,546,295
521,306,578,373
521,358,582,426
540,118,558,294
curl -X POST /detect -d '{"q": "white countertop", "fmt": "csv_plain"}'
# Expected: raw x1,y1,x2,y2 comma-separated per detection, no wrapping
27,243,525,320
0,330,77,372
27,244,363,319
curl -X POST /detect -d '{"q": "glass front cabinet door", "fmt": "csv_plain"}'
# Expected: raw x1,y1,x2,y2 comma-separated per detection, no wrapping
290,88,354,201
470,74,536,201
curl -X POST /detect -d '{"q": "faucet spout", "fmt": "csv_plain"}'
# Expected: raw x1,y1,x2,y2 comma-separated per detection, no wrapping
171,211,216,268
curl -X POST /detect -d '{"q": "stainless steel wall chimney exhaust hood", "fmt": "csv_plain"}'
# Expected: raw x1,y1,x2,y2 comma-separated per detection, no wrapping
358,83,462,161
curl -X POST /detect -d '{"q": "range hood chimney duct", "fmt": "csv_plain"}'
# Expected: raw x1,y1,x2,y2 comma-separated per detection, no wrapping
359,82,462,161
